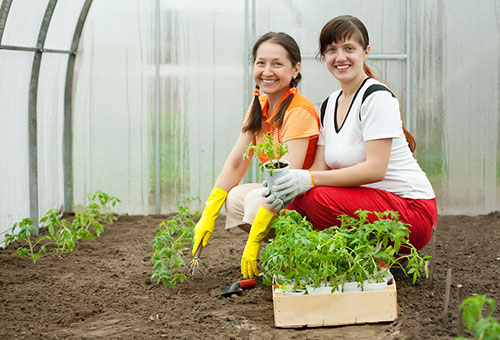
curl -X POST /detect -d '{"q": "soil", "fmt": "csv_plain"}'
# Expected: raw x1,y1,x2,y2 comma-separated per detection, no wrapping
1,212,499,340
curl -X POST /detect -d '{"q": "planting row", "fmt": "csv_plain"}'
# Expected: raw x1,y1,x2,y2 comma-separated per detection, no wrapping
4,191,120,262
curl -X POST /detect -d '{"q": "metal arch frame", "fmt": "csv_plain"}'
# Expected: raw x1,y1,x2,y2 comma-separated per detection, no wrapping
0,0,93,229
63,0,93,213
0,0,12,43
30,0,59,232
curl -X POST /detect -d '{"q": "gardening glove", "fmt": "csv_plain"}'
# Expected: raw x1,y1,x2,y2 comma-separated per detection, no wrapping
261,180,271,198
241,206,276,279
192,187,228,256
270,169,314,206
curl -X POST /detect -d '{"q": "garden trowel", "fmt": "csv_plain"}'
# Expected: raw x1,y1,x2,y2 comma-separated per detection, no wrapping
212,279,256,297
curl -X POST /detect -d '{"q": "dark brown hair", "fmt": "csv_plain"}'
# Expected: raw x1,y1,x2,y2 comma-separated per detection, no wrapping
242,32,302,134
318,15,416,152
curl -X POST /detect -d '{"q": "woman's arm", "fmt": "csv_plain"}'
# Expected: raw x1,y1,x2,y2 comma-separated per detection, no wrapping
308,145,329,171
281,137,310,169
213,131,255,190
311,138,392,186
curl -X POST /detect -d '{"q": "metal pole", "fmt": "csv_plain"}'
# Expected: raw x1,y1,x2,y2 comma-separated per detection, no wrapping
250,0,257,184
64,0,94,213
0,45,73,54
406,0,413,132
154,0,161,214
28,0,58,232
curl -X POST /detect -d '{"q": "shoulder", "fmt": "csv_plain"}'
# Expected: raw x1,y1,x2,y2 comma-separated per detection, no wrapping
288,92,319,120
359,78,396,104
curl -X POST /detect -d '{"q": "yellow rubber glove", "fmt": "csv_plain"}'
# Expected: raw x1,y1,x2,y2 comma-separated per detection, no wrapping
241,206,276,279
192,187,228,256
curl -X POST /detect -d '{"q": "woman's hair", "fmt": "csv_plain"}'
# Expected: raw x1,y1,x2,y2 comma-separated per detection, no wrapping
242,32,302,134
318,15,416,152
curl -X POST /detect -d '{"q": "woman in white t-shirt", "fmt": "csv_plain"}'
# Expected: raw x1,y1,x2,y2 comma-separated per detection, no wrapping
266,15,437,251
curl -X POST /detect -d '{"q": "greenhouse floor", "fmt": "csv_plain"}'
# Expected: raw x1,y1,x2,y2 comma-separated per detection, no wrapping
1,212,499,339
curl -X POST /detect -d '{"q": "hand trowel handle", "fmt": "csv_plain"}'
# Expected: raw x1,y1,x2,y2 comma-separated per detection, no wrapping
239,278,256,289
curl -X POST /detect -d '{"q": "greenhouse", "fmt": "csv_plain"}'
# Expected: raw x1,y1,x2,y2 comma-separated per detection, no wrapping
1,0,499,339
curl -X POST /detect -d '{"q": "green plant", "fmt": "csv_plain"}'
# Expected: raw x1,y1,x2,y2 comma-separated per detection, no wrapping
336,210,431,285
71,207,104,239
5,191,120,263
88,190,121,224
40,209,77,253
260,209,431,293
243,132,289,175
4,218,47,263
455,295,500,340
151,197,201,286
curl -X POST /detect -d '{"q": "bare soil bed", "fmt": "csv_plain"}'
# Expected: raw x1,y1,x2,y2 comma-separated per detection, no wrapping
1,212,499,340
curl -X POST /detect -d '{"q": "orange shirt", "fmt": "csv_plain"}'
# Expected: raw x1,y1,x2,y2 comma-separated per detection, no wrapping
244,90,320,169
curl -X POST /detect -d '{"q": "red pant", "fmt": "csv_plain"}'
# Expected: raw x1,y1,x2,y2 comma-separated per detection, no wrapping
286,186,437,250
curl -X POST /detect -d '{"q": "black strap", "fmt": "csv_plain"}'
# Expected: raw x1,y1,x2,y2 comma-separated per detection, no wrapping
320,84,396,127
320,96,329,127
359,84,395,120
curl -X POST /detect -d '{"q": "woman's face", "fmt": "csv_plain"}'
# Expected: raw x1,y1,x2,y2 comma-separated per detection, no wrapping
253,42,300,100
323,36,369,84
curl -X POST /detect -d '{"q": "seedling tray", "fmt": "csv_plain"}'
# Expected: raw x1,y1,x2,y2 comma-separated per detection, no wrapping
272,278,397,328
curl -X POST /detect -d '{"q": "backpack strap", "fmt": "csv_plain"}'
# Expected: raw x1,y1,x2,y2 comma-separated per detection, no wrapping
320,96,329,128
321,84,396,126
359,84,395,120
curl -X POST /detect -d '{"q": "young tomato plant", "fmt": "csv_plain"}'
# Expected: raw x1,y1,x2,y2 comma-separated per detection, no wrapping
455,295,500,340
89,190,121,224
5,191,120,263
40,209,77,253
4,218,47,263
260,209,431,293
243,131,288,175
151,197,201,286
71,204,104,239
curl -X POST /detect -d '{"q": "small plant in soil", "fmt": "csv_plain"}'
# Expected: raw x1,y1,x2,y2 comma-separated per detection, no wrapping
4,191,120,263
151,197,201,286
40,209,78,253
455,294,500,340
4,218,47,263
243,131,289,175
89,190,121,224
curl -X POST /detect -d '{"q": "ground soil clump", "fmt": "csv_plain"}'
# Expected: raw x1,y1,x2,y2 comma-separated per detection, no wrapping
1,212,499,339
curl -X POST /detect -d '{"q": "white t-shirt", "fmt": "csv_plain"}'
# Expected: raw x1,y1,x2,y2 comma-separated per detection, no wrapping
318,78,435,199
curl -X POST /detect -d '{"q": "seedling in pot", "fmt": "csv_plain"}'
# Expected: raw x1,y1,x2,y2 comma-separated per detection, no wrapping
243,131,289,176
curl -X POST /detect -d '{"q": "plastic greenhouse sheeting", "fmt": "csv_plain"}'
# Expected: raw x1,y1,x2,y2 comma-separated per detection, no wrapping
0,50,33,242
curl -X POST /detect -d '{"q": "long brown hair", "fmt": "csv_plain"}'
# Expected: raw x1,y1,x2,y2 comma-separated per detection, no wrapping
242,32,302,134
318,15,416,152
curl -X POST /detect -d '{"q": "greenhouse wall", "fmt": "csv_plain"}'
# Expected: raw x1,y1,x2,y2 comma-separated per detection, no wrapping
1,0,500,244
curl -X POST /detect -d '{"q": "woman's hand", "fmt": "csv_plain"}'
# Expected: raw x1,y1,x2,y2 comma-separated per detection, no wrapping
267,169,314,207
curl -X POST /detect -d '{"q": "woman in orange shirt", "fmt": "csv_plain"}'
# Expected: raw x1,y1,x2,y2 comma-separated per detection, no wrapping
191,32,319,279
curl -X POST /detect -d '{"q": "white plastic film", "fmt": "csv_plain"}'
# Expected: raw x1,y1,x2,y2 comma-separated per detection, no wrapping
44,0,87,51
2,0,49,47
0,51,33,244
37,53,67,219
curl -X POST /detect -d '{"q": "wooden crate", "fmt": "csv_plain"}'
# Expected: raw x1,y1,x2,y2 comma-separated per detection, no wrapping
272,279,397,328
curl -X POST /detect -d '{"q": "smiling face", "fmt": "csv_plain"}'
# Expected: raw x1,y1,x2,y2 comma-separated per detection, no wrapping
323,36,370,85
253,41,300,101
